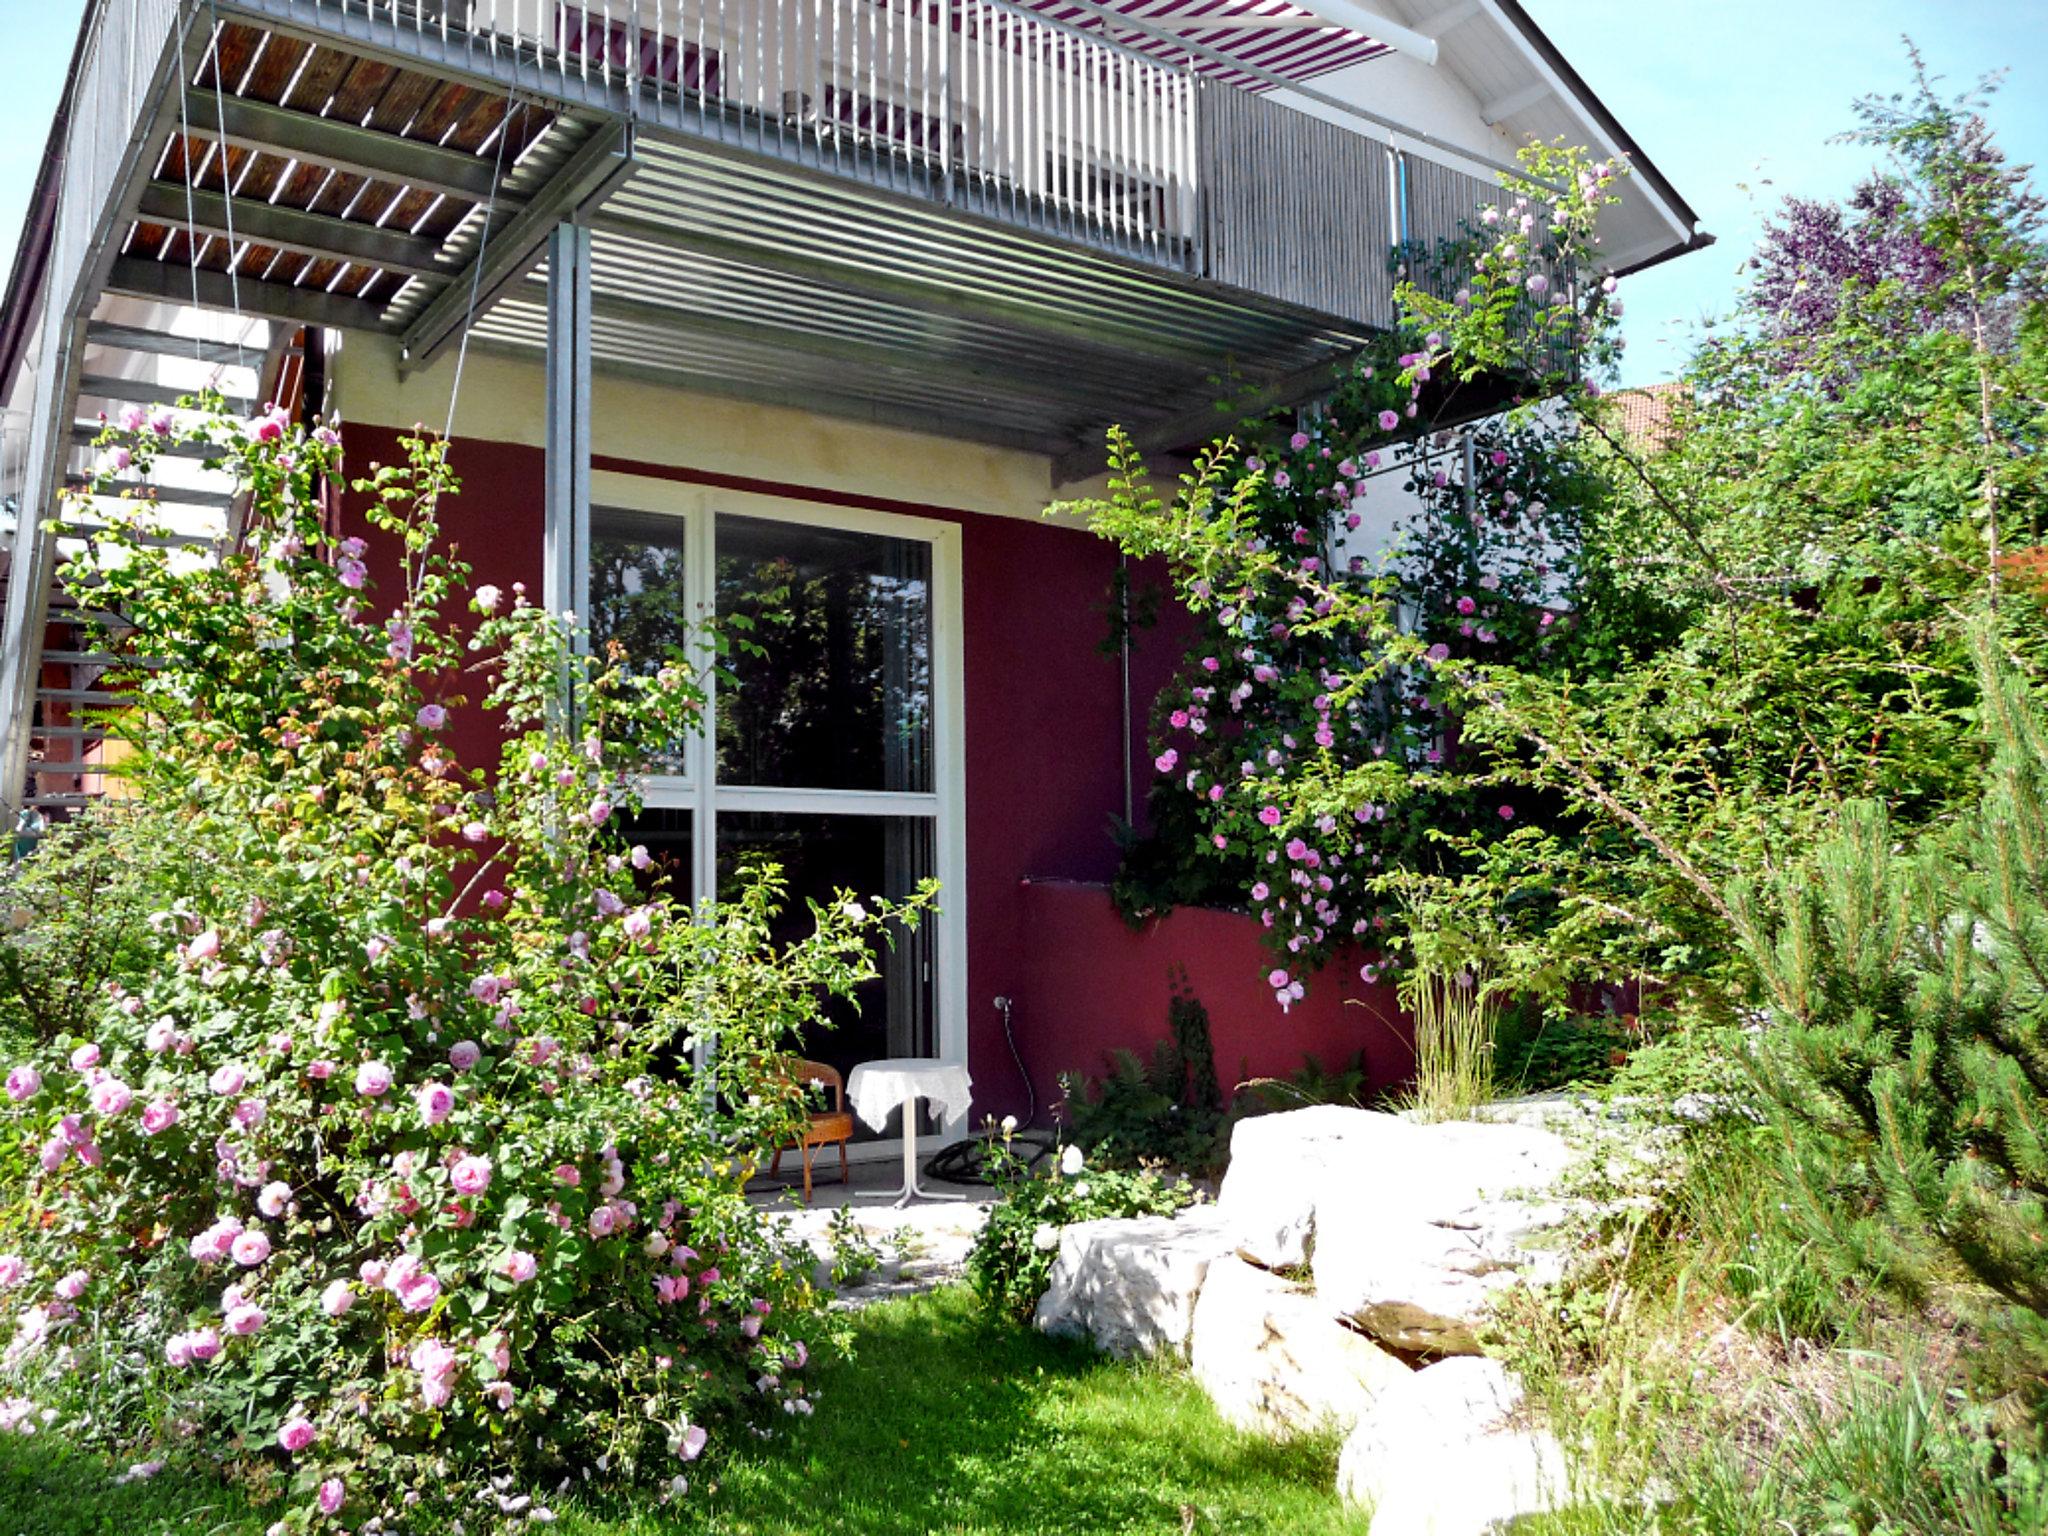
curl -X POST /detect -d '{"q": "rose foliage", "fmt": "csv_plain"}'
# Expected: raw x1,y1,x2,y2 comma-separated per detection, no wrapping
0,407,934,1530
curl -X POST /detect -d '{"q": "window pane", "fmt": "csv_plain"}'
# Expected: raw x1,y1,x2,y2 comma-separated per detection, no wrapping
717,811,936,1136
590,508,692,776
714,514,933,793
617,806,694,895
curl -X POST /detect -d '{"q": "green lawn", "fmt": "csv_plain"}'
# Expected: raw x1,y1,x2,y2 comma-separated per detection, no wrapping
0,1286,1370,1536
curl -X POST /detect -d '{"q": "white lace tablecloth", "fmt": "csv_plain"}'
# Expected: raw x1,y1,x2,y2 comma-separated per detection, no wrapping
846,1058,974,1132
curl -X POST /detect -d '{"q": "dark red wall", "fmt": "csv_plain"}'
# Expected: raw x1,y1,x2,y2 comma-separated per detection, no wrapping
1014,880,1414,1119
338,428,1374,1125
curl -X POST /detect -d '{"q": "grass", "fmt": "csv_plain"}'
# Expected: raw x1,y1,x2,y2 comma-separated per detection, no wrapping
0,1286,1370,1536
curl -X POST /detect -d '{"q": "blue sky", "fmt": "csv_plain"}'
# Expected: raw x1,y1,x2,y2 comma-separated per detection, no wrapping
0,2,2042,386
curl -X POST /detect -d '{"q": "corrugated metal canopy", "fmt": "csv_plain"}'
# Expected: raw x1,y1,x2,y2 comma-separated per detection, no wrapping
462,133,1374,454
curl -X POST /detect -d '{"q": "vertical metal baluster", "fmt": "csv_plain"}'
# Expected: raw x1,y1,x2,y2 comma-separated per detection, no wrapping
865,0,878,188
938,0,950,190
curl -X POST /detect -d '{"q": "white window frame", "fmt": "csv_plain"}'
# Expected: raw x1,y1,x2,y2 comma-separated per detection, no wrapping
588,470,971,1142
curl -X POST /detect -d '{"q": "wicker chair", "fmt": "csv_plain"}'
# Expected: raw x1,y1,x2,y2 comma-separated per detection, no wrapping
769,1058,854,1202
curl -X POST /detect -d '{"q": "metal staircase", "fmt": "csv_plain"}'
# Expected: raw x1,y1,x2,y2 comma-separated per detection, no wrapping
5,313,269,816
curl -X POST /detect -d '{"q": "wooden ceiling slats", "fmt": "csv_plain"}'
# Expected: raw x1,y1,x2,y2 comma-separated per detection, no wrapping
114,23,559,322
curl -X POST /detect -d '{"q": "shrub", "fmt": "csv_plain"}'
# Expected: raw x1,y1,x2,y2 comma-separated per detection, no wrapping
1737,626,2048,1394
1059,981,1227,1175
0,406,933,1528
965,1136,1193,1322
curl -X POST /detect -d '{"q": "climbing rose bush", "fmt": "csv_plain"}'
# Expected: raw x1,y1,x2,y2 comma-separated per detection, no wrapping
0,406,932,1529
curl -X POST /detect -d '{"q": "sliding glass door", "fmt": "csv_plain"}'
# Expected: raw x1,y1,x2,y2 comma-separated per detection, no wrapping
588,491,962,1138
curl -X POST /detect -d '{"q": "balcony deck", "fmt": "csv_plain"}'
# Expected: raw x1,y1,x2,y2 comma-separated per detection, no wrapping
0,0,1541,810
30,0,1528,464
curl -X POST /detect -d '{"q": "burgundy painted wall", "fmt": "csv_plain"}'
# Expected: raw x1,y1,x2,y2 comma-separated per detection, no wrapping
1014,880,1414,1119
336,426,1363,1125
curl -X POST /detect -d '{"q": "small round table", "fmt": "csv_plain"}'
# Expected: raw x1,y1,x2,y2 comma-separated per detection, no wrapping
846,1058,974,1207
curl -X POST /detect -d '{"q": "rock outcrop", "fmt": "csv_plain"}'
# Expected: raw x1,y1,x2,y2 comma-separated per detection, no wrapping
1336,1356,1571,1533
1189,1254,1410,1436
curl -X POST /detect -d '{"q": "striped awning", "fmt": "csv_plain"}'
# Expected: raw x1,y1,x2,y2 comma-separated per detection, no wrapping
1018,0,1393,92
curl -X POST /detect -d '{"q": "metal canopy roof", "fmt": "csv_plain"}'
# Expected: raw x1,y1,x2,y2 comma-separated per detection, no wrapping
465,133,1372,454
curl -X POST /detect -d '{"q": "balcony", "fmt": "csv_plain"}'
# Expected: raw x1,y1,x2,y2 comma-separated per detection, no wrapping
24,0,1537,468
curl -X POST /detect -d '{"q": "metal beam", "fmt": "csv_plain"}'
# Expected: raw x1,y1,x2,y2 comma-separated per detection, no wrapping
106,258,395,335
135,182,456,281
1291,1,1439,64
176,91,509,206
400,123,636,371
543,222,592,649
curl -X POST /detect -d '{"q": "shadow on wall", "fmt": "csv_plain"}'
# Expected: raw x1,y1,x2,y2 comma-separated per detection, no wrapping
1012,880,1415,1121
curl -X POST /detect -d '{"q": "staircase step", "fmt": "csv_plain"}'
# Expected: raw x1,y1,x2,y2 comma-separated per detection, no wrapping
52,523,220,551
86,324,254,368
41,650,162,668
71,423,222,461
76,374,256,414
35,688,127,704
63,478,237,511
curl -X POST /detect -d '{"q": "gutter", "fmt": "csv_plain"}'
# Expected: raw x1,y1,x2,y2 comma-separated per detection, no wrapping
0,1,100,397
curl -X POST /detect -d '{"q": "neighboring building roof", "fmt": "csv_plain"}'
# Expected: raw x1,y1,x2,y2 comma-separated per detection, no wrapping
1609,381,1689,453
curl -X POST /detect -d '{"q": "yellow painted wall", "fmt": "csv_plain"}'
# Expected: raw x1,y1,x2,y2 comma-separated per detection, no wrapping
329,334,1117,523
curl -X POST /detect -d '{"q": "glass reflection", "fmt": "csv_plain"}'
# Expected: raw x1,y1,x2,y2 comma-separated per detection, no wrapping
715,514,932,794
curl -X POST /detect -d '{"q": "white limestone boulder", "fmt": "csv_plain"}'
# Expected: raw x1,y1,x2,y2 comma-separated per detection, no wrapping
1214,1105,1404,1268
1337,1356,1570,1534
1189,1254,1411,1437
1032,1204,1235,1360
1309,1117,1576,1354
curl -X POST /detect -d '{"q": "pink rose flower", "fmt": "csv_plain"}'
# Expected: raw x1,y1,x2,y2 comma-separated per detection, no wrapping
188,929,220,963
450,1155,492,1196
354,1062,392,1098
416,704,447,731
677,1423,707,1461
187,1326,223,1361
257,1181,291,1218
209,1063,247,1097
224,1303,265,1336
320,1279,354,1317
448,1040,481,1073
415,1081,455,1126
0,1256,22,1289
69,1043,100,1071
140,1097,180,1138
277,1417,316,1453
230,1231,272,1267
4,1066,40,1101
52,1270,87,1301
88,1079,132,1117
318,1477,346,1515
501,1249,538,1284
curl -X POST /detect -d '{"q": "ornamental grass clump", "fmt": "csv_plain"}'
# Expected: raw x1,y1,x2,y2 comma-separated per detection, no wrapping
0,404,933,1531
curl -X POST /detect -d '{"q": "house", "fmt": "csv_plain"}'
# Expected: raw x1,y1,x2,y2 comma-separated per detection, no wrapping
0,0,1705,1146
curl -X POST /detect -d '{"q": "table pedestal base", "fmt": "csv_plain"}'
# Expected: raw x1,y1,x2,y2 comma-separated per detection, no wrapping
876,1114,968,1208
